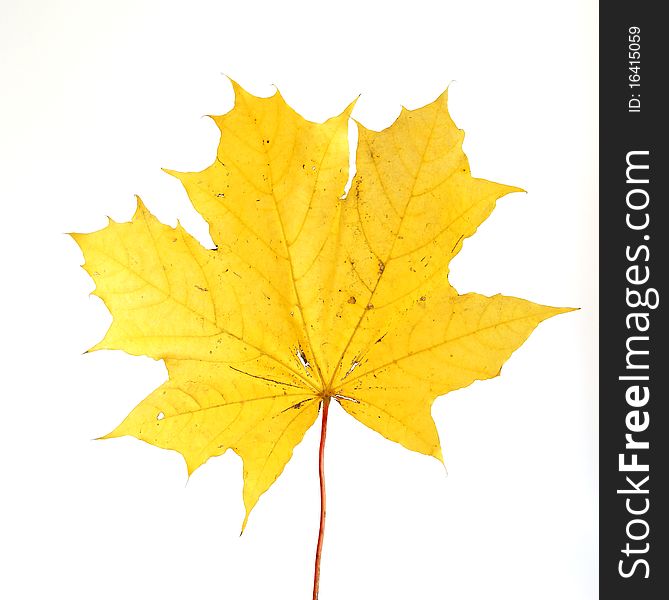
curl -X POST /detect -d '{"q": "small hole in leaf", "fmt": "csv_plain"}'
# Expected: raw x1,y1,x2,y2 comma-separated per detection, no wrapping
157,412,165,420
296,347,311,373
344,360,361,377
340,120,358,200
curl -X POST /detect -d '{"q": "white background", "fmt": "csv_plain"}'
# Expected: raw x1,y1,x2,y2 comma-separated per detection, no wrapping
0,1,596,599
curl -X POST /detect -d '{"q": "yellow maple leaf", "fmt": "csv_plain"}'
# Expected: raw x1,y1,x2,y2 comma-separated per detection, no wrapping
72,82,571,537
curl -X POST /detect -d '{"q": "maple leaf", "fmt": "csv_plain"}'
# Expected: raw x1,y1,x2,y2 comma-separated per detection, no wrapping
72,82,570,593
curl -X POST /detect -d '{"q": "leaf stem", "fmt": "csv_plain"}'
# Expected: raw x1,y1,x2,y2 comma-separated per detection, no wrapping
312,397,330,600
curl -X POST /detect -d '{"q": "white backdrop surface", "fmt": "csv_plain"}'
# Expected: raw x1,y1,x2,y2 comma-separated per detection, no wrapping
0,1,596,599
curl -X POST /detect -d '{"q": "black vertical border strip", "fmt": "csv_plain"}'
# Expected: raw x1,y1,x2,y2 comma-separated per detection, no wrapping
600,3,667,598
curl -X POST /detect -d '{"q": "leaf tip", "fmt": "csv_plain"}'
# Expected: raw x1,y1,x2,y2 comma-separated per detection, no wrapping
539,305,579,318
341,95,360,119
221,72,239,92
132,195,148,218
491,183,526,198
352,117,371,137
85,340,106,354
269,81,284,101
437,85,451,104
240,515,249,535
68,231,83,246
161,167,180,178
96,427,120,441
183,452,205,479
228,77,256,107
